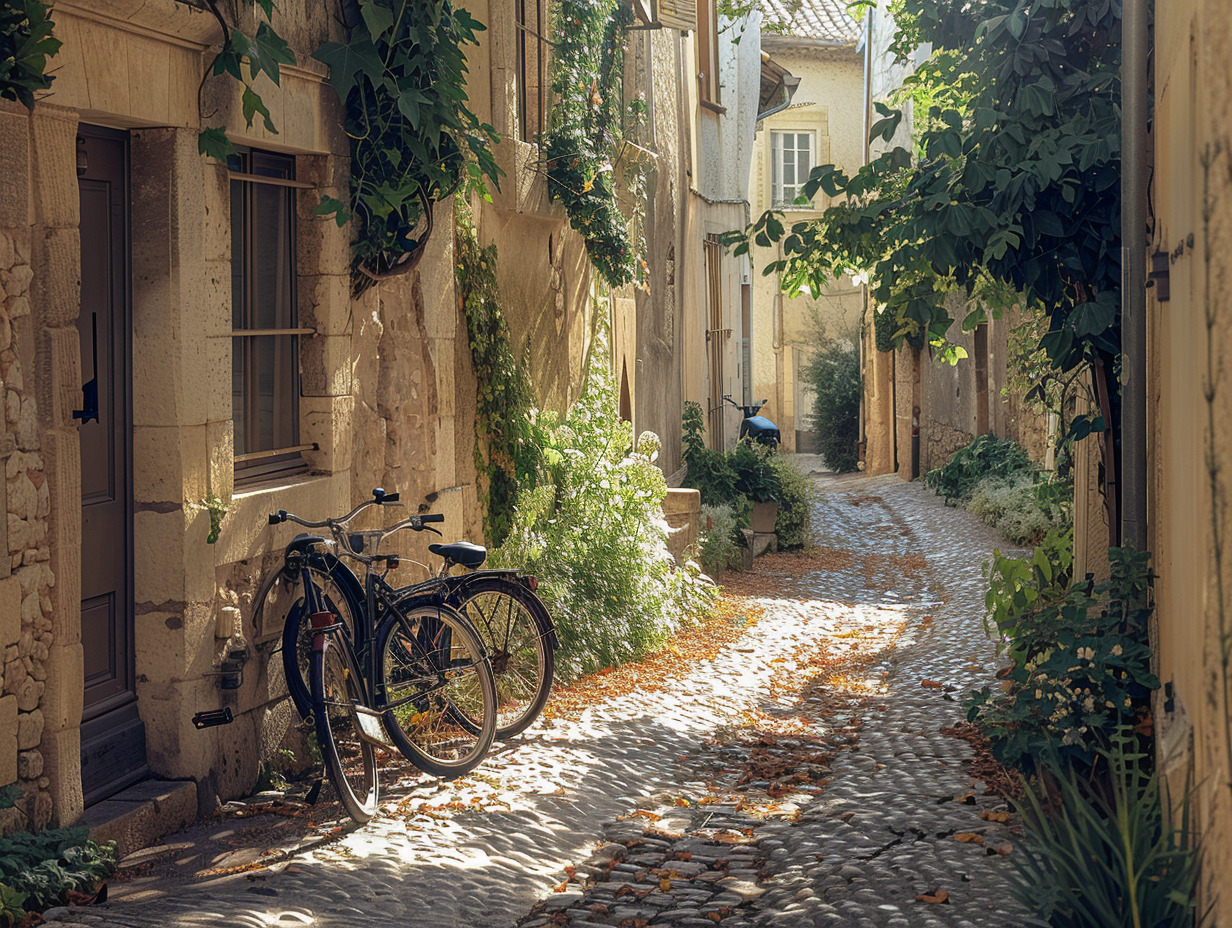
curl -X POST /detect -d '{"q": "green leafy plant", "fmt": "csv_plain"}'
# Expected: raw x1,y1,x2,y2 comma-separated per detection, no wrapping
204,494,229,545
926,433,1035,505
455,198,539,546
967,546,1158,773
312,0,500,291
699,504,742,575
197,0,296,161
0,827,117,918
492,337,715,680
681,402,813,549
544,0,638,288
1008,737,1200,928
732,0,1125,472
803,338,860,473
767,453,815,549
0,0,59,109
0,882,26,928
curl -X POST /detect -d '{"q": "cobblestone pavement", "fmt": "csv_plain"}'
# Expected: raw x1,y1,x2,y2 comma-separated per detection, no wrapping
49,475,1025,928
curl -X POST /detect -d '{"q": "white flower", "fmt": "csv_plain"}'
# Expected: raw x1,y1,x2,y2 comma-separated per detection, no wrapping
1111,644,1123,656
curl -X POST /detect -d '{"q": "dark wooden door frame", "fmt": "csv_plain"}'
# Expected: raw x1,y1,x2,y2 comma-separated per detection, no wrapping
77,123,147,805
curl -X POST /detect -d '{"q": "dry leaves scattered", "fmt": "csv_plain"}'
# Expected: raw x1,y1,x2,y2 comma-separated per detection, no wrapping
940,722,1023,801
542,597,765,721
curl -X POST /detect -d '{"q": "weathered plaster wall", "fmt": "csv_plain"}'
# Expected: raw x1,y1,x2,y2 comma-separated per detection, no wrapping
1151,0,1232,913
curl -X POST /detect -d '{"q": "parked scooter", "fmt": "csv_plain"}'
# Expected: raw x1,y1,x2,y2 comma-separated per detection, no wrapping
723,395,781,447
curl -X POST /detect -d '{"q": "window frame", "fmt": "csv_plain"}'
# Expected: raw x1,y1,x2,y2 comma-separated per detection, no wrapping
770,129,816,208
696,0,722,111
515,0,550,143
229,147,308,485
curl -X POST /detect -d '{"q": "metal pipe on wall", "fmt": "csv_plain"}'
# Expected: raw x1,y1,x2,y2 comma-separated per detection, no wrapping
1121,0,1148,550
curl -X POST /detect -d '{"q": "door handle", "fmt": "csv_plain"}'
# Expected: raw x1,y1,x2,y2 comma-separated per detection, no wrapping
73,312,99,424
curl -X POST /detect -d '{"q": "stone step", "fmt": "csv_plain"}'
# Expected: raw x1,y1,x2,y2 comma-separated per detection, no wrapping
80,778,198,857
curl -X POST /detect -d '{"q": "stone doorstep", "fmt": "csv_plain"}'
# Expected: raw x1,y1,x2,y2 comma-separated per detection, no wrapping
79,779,198,858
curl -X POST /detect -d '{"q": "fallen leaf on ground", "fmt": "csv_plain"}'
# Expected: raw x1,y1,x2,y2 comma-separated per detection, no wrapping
916,889,950,904
979,809,1010,823
921,680,944,689
954,833,984,844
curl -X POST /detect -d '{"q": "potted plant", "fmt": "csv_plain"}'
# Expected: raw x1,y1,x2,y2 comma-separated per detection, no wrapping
731,442,780,533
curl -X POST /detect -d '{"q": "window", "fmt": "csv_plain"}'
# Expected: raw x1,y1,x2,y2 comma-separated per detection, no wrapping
229,149,307,482
516,0,549,142
696,0,721,109
771,130,814,207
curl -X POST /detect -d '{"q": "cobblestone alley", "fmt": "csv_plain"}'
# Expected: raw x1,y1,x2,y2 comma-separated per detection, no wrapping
47,474,1025,928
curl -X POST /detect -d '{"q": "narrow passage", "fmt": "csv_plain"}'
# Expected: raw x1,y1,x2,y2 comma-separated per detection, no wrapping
55,474,1022,928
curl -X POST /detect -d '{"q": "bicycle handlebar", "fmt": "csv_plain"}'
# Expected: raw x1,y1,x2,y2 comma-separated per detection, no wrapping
268,490,446,561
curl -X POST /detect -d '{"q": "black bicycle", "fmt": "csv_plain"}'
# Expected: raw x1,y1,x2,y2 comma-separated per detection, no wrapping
265,490,498,820
271,508,556,741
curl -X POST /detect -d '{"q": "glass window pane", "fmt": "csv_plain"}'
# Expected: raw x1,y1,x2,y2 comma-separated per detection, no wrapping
232,338,247,456
249,334,297,453
230,180,244,330
252,183,293,331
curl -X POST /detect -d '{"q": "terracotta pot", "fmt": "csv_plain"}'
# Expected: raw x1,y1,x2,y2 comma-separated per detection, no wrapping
751,500,778,534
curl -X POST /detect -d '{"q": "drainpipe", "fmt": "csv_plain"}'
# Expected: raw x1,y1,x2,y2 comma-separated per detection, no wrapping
1121,0,1148,550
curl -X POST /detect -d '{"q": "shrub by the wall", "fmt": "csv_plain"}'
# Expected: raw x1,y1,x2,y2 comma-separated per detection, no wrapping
493,351,715,681
803,340,860,473
768,453,815,549
699,504,742,575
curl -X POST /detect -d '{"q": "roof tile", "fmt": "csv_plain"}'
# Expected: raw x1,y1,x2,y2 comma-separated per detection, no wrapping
760,0,861,44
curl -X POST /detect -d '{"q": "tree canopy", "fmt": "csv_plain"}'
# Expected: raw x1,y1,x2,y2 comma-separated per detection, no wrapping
735,0,1122,375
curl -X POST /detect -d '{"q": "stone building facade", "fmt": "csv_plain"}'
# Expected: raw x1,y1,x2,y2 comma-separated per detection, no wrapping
749,1,863,455
0,0,648,834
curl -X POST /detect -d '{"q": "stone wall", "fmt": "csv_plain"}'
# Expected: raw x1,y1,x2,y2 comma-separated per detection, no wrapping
0,104,62,832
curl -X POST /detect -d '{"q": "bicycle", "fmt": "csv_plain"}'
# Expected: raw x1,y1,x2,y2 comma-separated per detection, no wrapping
270,511,556,741
265,490,499,819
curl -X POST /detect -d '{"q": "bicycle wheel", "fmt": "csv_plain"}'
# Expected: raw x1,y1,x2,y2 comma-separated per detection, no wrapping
281,560,360,720
376,603,496,778
450,577,554,739
309,634,379,823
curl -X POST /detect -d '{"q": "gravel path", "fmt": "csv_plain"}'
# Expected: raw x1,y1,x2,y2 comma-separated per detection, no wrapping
48,475,1025,928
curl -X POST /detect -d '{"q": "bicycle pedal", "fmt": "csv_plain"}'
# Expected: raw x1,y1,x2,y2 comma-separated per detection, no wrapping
192,708,234,729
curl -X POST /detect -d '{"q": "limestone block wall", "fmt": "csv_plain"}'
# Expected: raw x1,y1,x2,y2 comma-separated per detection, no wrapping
0,103,72,832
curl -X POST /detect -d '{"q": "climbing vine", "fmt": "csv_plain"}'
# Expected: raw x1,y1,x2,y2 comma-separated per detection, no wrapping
0,0,59,109
197,0,296,161
313,0,500,293
455,198,539,547
544,0,639,289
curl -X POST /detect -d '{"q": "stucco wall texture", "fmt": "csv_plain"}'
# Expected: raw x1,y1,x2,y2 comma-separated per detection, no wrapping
1151,0,1232,914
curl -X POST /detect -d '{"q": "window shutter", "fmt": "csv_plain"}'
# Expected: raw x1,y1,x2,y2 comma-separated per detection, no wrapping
654,0,697,31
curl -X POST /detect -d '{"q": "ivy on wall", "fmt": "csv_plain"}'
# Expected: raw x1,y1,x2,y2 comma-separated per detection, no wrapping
455,198,539,546
313,0,501,293
0,0,59,109
197,0,296,161
544,0,638,289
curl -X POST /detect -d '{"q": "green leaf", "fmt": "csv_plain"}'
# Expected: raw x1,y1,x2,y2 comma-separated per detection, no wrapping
241,85,275,132
360,0,397,39
197,128,236,162
312,37,386,100
314,195,352,227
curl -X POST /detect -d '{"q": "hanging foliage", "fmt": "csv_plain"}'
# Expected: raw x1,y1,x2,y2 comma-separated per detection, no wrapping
544,0,637,289
0,0,59,109
313,0,501,293
455,198,540,546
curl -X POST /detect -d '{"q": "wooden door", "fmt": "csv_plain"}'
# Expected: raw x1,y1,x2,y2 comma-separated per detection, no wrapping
77,125,147,804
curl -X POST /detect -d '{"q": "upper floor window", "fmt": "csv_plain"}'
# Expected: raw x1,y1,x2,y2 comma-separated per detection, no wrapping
516,0,549,141
696,0,721,109
771,130,814,207
229,148,307,483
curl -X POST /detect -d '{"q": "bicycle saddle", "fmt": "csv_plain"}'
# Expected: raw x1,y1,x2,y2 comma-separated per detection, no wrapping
428,541,487,569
